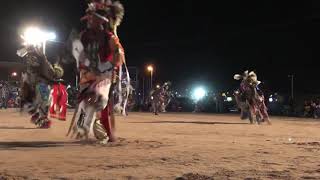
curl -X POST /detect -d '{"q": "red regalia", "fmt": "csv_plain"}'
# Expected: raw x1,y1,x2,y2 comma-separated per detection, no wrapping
49,79,68,121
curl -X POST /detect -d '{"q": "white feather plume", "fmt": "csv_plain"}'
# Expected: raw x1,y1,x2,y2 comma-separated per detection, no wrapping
234,74,242,80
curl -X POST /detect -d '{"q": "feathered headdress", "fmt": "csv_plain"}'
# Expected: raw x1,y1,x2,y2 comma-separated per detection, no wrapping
247,71,261,85
105,1,124,28
81,0,109,23
233,70,249,81
82,0,124,36
234,70,261,85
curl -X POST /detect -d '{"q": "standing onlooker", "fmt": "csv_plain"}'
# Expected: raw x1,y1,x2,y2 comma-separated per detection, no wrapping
216,93,224,113
0,82,9,109
313,99,320,119
303,101,311,117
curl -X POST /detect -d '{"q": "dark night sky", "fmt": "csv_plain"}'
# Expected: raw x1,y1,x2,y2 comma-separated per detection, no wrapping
0,0,319,93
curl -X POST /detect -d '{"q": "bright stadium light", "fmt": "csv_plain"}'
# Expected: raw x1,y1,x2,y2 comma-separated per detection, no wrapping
269,97,273,102
192,87,206,101
226,97,233,102
22,27,42,46
21,27,56,49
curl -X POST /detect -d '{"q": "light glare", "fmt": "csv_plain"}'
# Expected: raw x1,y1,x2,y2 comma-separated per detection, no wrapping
269,98,273,102
11,72,17,77
192,87,206,101
22,27,56,46
147,65,153,72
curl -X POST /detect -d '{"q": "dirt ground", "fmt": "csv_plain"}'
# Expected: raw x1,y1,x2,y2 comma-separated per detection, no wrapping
0,109,320,180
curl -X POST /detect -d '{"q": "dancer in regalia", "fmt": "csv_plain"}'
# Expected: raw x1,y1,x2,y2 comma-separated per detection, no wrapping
68,0,126,143
234,70,271,125
17,44,64,128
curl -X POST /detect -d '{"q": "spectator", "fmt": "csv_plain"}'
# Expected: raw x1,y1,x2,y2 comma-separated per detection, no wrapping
216,93,224,113
0,83,9,109
303,101,311,117
313,100,320,119
15,96,21,108
310,100,316,116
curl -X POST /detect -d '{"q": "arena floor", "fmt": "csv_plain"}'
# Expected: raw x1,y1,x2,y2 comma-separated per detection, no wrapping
0,110,319,180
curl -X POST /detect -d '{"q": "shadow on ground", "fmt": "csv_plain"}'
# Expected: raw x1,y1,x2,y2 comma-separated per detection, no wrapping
0,141,82,150
0,126,38,130
130,121,249,125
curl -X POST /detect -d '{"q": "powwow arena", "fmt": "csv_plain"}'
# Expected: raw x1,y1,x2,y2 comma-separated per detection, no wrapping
0,0,320,179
